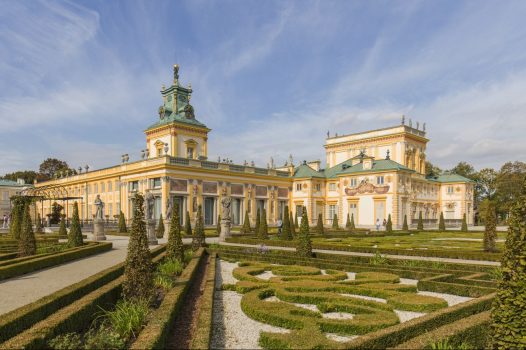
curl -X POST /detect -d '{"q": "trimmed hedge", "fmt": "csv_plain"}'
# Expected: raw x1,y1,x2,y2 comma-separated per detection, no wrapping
225,236,502,261
190,253,217,349
0,244,166,344
391,310,491,349
129,248,206,349
0,242,113,281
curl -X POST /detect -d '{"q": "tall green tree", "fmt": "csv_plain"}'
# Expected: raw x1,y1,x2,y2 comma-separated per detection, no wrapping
296,210,312,258
495,161,526,218
39,158,74,180
350,213,356,231
50,202,63,225
241,210,251,234
425,161,442,178
10,198,23,239
316,213,324,235
123,193,153,302
402,214,408,231
18,203,36,257
281,206,292,240
192,205,205,250
483,201,497,253
118,211,127,233
156,214,165,238
58,216,67,237
35,213,43,234
68,202,83,247
490,177,526,349
332,213,339,230
184,211,192,236
166,203,184,262
461,213,468,232
386,214,393,233
417,211,424,231
258,209,268,240
450,161,476,179
345,214,351,229
294,213,299,228
438,212,446,231
255,208,261,235
289,211,296,237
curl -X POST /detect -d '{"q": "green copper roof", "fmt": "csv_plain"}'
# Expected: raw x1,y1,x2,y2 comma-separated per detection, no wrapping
145,109,208,131
427,174,474,183
0,179,27,187
293,158,413,179
293,163,326,179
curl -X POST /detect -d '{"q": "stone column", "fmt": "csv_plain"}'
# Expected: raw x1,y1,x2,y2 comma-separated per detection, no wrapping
163,219,171,239
93,218,106,241
147,219,158,245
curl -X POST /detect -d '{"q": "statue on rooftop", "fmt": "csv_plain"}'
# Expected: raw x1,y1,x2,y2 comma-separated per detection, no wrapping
173,64,179,82
401,115,405,125
184,103,195,119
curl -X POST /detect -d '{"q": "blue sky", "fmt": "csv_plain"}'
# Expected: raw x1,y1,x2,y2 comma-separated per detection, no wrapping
1,0,526,174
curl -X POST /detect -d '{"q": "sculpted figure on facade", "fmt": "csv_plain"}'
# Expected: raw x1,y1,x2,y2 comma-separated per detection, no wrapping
145,191,155,221
165,197,173,219
94,195,104,220
221,196,232,220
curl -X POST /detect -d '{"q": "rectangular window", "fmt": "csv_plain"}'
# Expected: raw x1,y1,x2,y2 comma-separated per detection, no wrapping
296,183,302,191
349,203,358,224
329,183,336,191
296,205,303,218
101,182,105,193
153,178,162,189
130,181,139,192
187,147,194,159
2,191,8,200
108,203,113,217
315,183,321,192
376,176,384,185
329,205,337,223
108,181,112,192
94,183,98,193
350,178,357,187
447,186,453,194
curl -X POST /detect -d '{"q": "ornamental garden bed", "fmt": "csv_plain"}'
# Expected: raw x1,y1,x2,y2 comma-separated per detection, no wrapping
208,247,496,349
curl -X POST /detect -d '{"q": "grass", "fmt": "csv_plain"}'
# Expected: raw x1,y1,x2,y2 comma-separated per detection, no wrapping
98,299,150,339
430,338,470,350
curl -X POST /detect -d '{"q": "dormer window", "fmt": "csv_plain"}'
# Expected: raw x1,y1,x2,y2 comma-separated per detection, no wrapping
187,147,194,159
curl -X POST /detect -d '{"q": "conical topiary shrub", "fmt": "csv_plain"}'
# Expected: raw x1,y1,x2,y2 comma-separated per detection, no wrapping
484,201,497,253
184,211,192,236
58,215,67,237
241,210,251,234
282,206,292,240
296,210,312,258
68,202,83,247
258,209,268,240
294,213,299,229
438,212,446,231
417,211,424,231
332,213,339,230
156,214,165,239
10,198,23,239
122,193,153,302
345,214,351,229
18,203,36,257
490,177,526,349
316,213,324,235
166,202,184,262
461,213,468,232
289,211,296,237
386,214,393,233
402,214,408,231
350,213,356,231
255,208,261,235
118,211,127,233
35,213,43,234
192,205,205,250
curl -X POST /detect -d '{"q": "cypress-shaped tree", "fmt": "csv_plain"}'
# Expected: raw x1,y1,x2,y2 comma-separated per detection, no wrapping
386,214,393,233
461,213,468,232
10,198,22,239
332,213,339,230
438,212,446,231
350,213,356,231
281,206,292,240
216,215,221,235
184,211,192,236
490,177,526,349
345,214,351,229
58,215,67,237
402,214,408,231
289,211,296,237
156,214,165,238
123,193,153,302
483,201,497,253
316,213,324,235
118,211,127,233
255,208,261,235
68,202,83,247
35,213,43,234
296,210,312,258
241,210,251,234
294,213,299,228
18,203,36,257
417,211,424,231
192,205,205,250
258,208,268,239
166,202,184,262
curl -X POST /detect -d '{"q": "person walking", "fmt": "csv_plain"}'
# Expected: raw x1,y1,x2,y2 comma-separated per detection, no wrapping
382,218,387,231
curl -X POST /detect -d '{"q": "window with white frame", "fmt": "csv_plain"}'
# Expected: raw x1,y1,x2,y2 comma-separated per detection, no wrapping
130,181,139,192
329,183,336,191
101,182,105,193
2,191,8,200
376,176,384,185
329,205,337,222
108,181,112,192
152,177,162,189
350,178,357,187
447,186,453,194
94,183,98,193
296,183,302,191
315,183,321,192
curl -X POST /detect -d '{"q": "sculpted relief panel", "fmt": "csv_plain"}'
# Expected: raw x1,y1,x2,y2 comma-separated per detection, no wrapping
345,180,389,196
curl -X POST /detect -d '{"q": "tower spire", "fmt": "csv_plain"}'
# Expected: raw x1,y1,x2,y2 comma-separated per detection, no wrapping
173,64,179,84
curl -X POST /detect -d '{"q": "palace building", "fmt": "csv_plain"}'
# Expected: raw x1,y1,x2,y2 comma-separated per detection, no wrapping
34,66,474,229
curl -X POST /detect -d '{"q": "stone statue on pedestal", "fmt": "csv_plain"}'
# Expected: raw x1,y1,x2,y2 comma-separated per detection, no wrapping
219,196,232,242
93,194,106,241
144,191,158,245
